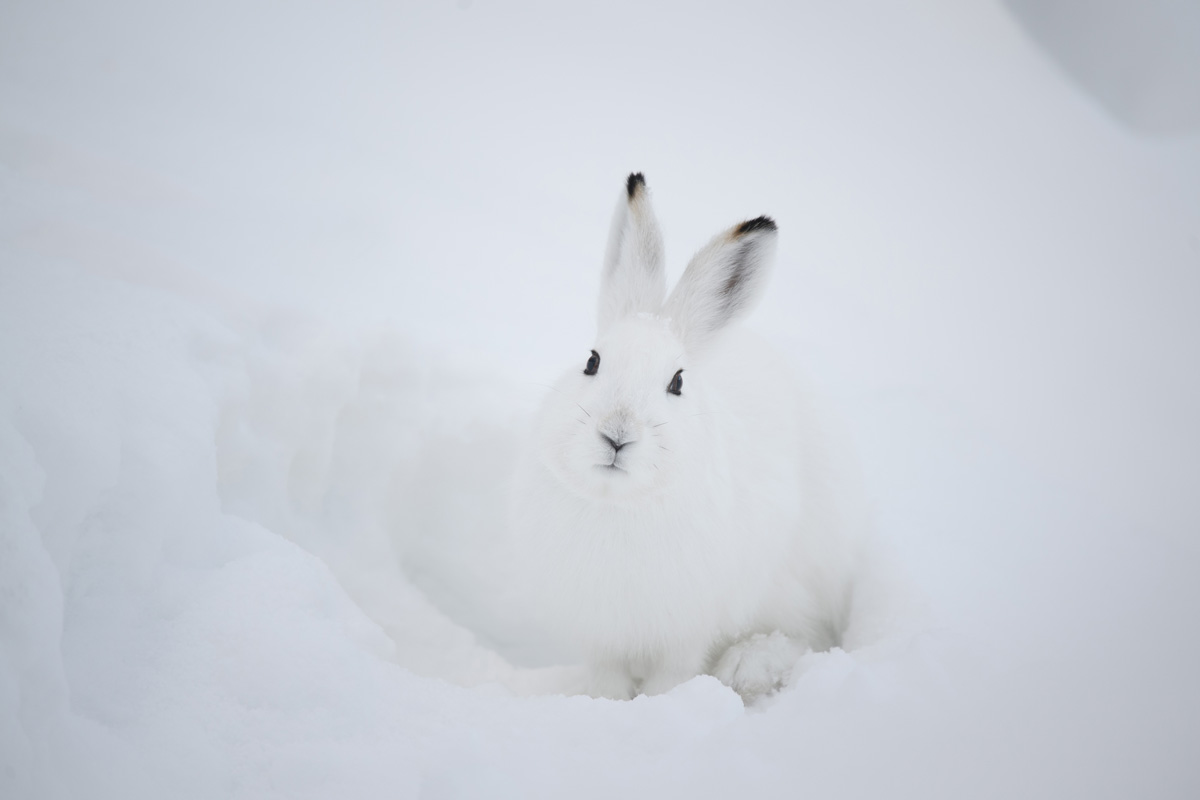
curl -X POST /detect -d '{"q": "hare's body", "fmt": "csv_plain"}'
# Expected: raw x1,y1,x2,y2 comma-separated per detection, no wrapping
511,175,860,699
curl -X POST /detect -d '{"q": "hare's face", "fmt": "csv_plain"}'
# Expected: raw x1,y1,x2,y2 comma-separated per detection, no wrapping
537,317,701,503
528,172,775,505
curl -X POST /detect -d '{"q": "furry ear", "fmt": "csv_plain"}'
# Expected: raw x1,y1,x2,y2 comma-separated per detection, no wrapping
597,173,666,332
663,216,777,351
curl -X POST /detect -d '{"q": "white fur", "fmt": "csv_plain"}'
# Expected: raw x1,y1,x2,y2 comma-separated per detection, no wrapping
510,175,863,700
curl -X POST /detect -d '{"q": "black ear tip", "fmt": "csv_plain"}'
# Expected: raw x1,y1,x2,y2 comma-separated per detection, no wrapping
734,216,777,236
626,172,646,198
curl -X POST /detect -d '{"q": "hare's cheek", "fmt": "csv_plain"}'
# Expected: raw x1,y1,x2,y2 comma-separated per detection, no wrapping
541,442,586,498
541,422,596,485
536,413,575,468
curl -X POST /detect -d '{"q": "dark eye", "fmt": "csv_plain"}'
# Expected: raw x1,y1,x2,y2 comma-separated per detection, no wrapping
583,349,600,376
667,369,683,396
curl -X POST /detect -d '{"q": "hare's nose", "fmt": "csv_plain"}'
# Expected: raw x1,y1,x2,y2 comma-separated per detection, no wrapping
600,432,633,452
598,408,641,451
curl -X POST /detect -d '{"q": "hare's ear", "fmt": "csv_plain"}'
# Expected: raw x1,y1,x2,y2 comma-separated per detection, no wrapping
597,173,666,332
663,216,777,351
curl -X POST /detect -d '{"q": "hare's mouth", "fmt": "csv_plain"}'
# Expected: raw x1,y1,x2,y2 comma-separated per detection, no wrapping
595,463,626,474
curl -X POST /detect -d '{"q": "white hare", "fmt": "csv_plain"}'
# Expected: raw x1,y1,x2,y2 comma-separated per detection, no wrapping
510,173,863,700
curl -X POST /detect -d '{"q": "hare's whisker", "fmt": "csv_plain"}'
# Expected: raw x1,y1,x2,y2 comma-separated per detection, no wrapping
529,381,565,396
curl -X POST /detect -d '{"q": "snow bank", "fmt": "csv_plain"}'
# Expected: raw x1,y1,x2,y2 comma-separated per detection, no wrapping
2,0,1198,797
0,254,914,798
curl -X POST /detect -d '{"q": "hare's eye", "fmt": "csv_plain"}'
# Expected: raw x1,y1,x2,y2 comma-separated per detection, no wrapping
667,369,683,396
583,350,600,376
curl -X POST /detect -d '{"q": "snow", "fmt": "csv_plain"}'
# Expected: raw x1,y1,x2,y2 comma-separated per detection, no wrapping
2,0,1199,797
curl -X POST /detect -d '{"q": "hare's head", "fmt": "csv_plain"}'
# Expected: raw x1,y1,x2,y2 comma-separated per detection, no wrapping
534,173,778,503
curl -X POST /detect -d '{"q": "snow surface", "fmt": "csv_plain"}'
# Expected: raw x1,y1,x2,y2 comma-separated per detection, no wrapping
2,0,1199,797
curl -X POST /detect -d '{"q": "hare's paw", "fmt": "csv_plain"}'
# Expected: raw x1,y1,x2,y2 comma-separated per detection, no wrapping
585,664,637,700
711,632,808,702
639,657,708,697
